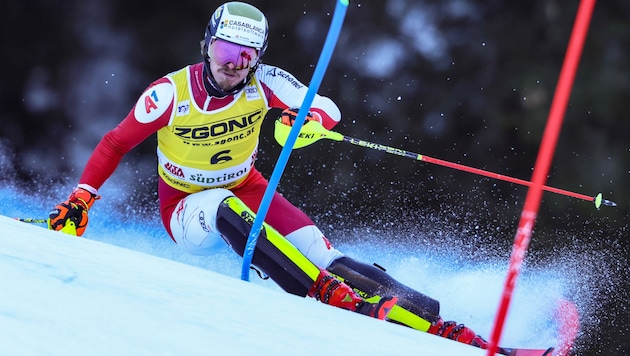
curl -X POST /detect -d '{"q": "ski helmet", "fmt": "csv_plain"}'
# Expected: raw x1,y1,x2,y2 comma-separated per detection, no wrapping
204,2,269,64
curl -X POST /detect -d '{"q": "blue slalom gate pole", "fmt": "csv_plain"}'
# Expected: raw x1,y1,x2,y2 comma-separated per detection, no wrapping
241,0,349,281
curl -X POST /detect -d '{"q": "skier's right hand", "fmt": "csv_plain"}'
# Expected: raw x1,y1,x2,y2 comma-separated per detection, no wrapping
48,187,99,236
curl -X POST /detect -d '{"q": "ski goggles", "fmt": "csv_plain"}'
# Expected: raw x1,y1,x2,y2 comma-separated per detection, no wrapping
208,38,258,70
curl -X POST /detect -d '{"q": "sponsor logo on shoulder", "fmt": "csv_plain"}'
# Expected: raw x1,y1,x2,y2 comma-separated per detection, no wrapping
134,82,173,123
265,67,303,89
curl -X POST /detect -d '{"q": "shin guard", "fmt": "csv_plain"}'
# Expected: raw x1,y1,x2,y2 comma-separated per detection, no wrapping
216,197,321,296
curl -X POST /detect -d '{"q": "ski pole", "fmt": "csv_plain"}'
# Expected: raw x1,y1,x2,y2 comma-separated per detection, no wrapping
487,0,596,354
274,120,616,209
240,0,349,281
15,217,78,235
15,218,48,224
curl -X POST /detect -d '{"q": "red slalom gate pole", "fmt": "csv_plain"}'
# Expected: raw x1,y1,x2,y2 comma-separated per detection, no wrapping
486,1,596,355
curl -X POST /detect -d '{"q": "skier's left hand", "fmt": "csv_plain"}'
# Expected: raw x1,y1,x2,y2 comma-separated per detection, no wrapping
280,107,320,126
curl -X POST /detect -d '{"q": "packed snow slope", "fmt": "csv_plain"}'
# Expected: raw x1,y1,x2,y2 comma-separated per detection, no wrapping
1,215,495,355
1,185,624,354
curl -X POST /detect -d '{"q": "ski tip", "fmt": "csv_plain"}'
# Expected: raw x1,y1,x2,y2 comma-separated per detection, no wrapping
553,298,580,356
502,346,554,356
501,299,579,356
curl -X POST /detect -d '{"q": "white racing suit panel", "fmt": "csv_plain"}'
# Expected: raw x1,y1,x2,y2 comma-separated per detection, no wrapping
169,188,234,255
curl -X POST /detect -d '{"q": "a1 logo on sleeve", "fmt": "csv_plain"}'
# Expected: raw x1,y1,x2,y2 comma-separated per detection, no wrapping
134,82,174,123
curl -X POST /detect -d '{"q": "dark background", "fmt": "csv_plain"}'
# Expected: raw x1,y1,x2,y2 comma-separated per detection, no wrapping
1,1,628,354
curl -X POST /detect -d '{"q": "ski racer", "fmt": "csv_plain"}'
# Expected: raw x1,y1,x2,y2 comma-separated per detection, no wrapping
48,1,494,350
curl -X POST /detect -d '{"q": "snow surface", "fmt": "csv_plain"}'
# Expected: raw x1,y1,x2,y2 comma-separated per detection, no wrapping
0,185,581,355
1,215,493,355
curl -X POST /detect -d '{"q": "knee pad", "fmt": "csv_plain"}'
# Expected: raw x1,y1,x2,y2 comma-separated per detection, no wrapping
285,226,343,268
169,188,234,255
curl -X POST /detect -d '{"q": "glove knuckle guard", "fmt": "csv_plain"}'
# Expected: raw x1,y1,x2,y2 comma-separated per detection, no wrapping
48,187,99,236
280,107,314,127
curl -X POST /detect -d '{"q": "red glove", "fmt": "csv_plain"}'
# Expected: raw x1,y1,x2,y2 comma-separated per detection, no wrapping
48,187,99,236
280,107,320,126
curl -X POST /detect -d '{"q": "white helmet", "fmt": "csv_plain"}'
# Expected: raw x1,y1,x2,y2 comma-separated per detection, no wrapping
204,2,269,57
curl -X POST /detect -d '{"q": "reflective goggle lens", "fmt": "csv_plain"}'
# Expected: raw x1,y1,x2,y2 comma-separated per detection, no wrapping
208,38,258,70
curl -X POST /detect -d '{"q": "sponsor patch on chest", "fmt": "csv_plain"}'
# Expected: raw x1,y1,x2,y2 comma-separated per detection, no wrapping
176,100,190,116
244,85,261,101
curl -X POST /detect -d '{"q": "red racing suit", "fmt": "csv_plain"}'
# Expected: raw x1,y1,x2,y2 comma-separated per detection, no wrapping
78,62,340,240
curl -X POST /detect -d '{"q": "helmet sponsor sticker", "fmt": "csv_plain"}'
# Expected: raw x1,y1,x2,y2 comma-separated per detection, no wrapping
134,82,173,123
212,5,224,27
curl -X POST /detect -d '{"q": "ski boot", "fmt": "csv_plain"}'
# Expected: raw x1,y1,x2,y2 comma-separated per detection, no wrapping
308,269,397,320
428,317,494,349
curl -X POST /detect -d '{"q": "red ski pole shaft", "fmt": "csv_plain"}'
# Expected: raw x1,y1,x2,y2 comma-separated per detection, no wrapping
486,0,597,355
419,155,593,202
341,136,615,208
